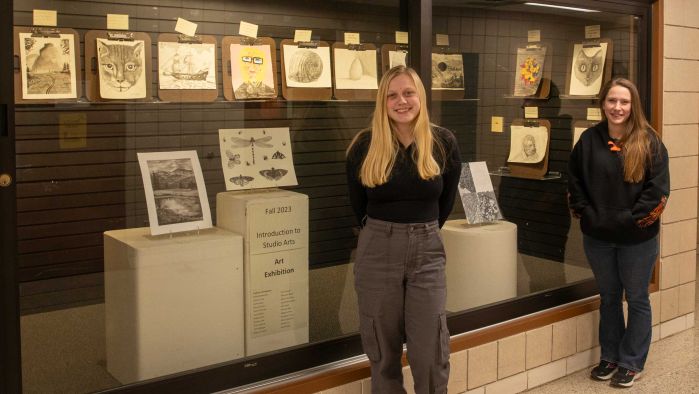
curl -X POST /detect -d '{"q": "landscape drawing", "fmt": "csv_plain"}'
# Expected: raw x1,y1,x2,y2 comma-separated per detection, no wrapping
569,42,608,96
158,41,216,90
507,125,548,164
513,47,546,97
137,151,212,236
458,162,503,224
283,45,332,88
230,44,276,99
333,48,378,90
431,53,464,90
97,38,147,99
218,127,298,190
19,33,77,99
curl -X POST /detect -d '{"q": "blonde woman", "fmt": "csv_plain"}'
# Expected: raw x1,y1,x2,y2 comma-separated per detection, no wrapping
568,78,670,388
346,66,461,393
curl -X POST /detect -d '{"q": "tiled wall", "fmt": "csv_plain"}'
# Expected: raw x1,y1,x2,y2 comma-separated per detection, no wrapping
318,1,699,393
660,0,699,339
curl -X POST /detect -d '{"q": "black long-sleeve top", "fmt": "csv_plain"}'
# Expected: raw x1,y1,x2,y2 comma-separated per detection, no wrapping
568,121,670,244
346,126,461,228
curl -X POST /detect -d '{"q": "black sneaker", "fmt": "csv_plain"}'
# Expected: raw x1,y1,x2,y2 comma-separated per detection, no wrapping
590,360,618,381
611,367,642,387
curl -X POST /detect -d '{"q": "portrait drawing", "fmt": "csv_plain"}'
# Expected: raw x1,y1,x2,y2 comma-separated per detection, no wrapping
230,44,276,99
97,38,147,99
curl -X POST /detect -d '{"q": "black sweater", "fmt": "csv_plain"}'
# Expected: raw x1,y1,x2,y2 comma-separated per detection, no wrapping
346,126,461,228
568,121,670,244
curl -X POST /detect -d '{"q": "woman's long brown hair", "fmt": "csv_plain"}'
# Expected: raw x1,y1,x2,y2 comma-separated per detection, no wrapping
599,78,659,183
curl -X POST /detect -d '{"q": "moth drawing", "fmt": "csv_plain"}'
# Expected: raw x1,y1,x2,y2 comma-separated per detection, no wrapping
230,135,273,165
259,167,288,181
225,150,241,168
230,174,254,187
271,150,286,160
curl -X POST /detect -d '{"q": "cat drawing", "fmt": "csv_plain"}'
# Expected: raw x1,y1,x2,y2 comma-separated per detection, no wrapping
98,40,144,93
573,49,603,87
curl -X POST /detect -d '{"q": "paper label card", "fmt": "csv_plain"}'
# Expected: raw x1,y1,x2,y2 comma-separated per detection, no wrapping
59,113,87,149
294,29,312,43
33,9,57,27
528,30,541,43
344,32,360,45
491,116,504,133
175,17,198,37
587,108,602,121
436,34,450,46
585,25,601,39
239,21,259,38
524,106,539,119
395,31,409,44
107,14,129,30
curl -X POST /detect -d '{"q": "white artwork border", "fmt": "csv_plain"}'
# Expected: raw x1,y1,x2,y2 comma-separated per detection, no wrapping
137,150,212,236
507,125,548,164
19,32,78,99
219,127,298,190
333,48,378,90
97,38,147,99
158,41,216,90
283,45,332,88
569,42,608,96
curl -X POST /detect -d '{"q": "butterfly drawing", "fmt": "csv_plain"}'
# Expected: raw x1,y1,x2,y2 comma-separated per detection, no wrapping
271,150,286,160
230,174,254,187
259,167,288,181
230,135,273,165
225,150,241,168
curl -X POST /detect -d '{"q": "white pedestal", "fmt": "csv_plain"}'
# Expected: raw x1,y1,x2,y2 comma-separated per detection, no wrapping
442,219,518,312
217,189,309,356
103,227,244,384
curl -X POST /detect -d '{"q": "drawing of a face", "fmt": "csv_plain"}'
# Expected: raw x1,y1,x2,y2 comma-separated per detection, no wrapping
573,49,603,87
386,73,421,130
603,85,632,130
522,134,537,158
98,40,144,92
240,47,265,84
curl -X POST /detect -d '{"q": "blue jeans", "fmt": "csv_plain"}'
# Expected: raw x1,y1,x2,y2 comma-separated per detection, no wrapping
583,234,658,372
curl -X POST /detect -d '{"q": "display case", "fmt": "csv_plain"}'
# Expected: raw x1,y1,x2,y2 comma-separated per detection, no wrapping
0,0,653,393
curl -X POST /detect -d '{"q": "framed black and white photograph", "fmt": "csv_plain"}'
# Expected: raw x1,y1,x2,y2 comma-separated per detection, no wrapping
568,42,607,96
137,151,212,236
19,33,77,99
507,125,549,164
97,38,147,99
458,162,503,224
282,45,332,88
158,41,216,90
431,53,464,90
218,127,298,190
333,48,378,90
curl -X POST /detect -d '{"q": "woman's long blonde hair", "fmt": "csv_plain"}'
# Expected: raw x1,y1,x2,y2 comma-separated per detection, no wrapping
347,66,442,187
599,78,659,183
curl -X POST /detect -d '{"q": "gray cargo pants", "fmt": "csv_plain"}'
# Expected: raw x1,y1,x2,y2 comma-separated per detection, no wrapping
354,217,450,394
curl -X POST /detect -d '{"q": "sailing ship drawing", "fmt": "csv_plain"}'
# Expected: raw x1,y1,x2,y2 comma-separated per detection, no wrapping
158,42,216,90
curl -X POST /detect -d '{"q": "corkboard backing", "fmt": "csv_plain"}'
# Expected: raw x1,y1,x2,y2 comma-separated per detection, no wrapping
221,36,278,102
331,42,378,101
84,30,153,102
13,26,83,104
280,39,332,101
157,33,219,103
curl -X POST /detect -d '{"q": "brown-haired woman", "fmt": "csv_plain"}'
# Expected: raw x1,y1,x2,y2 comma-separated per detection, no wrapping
346,66,461,393
568,78,670,388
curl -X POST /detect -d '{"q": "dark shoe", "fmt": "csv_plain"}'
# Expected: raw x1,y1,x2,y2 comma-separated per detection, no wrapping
611,367,642,387
590,360,618,381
